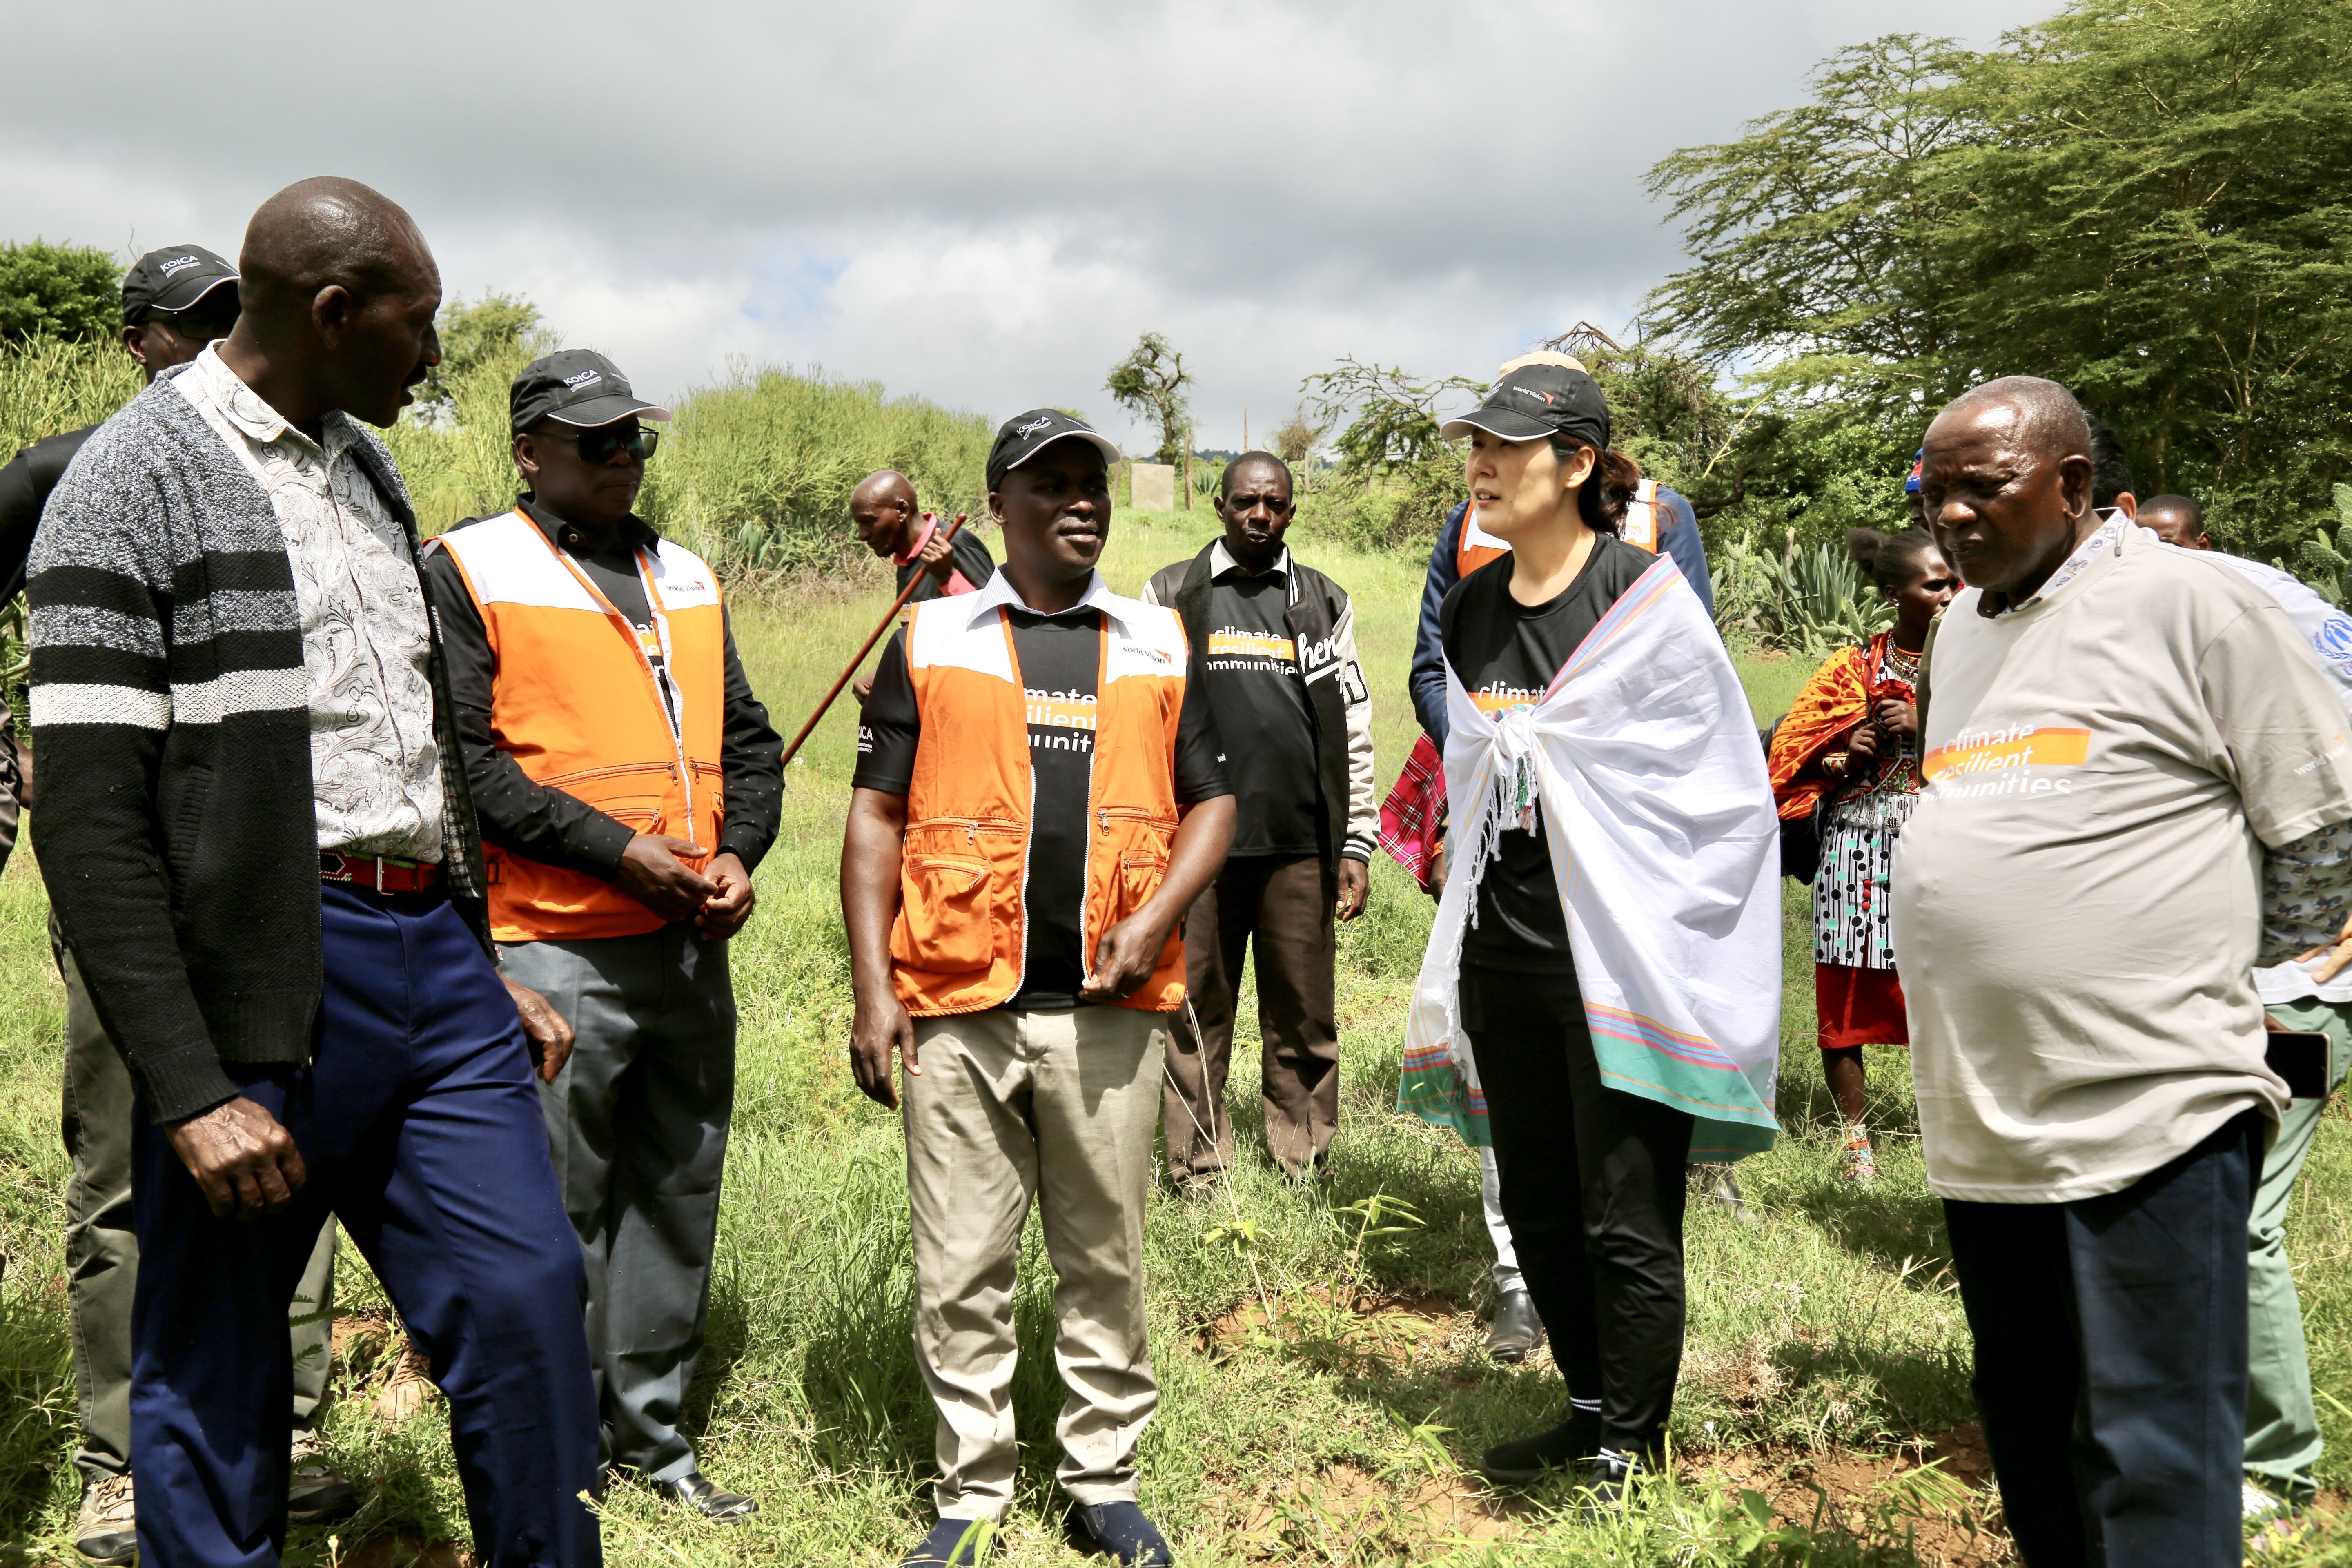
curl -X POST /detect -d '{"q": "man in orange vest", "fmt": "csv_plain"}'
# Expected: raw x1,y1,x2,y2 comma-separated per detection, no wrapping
423,350,784,1520
843,409,1234,1568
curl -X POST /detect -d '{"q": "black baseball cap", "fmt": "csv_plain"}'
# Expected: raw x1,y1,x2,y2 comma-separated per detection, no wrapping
1440,362,1611,451
120,244,239,325
986,408,1123,490
509,350,672,436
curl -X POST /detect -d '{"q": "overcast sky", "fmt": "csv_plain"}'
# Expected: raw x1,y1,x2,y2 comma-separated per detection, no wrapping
4,0,2058,457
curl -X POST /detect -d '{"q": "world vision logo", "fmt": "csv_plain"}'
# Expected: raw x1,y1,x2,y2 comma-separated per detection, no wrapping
1207,630,1294,662
1922,724,2090,782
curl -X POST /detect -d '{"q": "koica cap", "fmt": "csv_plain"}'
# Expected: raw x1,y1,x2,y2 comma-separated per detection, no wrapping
1439,362,1610,452
509,349,672,435
987,408,1122,490
120,244,239,325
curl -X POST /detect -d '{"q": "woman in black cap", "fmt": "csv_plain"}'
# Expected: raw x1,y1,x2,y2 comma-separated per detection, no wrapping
1413,362,1781,1506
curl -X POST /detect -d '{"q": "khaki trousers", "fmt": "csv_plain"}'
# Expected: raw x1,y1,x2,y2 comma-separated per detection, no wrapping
1163,854,1340,1180
905,1004,1168,1522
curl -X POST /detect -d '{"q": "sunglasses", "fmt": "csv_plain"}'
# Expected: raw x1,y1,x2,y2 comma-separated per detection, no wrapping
541,424,660,464
149,305,237,342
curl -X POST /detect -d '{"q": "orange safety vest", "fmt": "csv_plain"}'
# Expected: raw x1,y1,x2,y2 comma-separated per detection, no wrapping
891,589,1191,1016
429,509,728,942
1456,478,1665,578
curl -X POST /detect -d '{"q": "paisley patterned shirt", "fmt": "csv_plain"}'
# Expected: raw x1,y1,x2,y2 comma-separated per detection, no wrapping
2260,820,2352,969
174,348,443,862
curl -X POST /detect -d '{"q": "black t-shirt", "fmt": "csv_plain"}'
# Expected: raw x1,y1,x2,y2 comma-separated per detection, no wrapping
1440,537,1653,972
898,525,998,604
854,602,1230,1009
1200,570,1321,857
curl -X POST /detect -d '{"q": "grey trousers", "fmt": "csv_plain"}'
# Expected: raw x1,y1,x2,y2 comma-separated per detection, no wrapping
57,932,336,1482
2247,996,2352,1502
500,926,736,1483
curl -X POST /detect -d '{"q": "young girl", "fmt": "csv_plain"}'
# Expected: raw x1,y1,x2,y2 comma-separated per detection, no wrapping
1408,363,1781,1504
1767,530,1956,1180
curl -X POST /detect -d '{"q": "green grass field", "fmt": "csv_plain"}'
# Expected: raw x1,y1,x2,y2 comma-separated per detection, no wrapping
0,509,2345,1565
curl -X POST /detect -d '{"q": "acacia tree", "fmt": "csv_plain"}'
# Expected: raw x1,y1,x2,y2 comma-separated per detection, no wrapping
1105,332,1192,466
1933,0,2352,546
1645,35,1980,416
1643,1,2352,552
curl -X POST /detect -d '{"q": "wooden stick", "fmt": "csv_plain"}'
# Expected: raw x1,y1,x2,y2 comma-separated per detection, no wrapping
780,513,966,769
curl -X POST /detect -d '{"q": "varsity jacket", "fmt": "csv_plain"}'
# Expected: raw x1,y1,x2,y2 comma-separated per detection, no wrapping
26,372,494,1123
1143,543,1377,862
1409,487,1715,745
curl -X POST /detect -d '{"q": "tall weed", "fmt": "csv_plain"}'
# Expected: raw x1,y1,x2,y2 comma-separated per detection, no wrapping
0,338,141,457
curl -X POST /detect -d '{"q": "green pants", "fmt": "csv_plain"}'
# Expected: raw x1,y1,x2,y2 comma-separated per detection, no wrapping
2247,996,2352,1503
58,932,337,1481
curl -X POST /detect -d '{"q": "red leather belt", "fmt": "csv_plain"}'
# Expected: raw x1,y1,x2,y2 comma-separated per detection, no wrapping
319,852,441,894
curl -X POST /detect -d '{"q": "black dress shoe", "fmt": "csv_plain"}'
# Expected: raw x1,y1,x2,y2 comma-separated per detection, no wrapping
1484,1288,1545,1364
660,1470,758,1520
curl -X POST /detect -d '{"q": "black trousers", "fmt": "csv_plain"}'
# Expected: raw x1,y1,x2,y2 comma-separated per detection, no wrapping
1461,964,1694,1454
1944,1110,2263,1568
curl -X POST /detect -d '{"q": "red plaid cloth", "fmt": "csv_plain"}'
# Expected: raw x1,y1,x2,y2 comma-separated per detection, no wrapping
1379,734,1447,893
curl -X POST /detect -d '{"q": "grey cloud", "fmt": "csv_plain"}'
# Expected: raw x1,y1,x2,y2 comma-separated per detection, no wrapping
2,0,2056,444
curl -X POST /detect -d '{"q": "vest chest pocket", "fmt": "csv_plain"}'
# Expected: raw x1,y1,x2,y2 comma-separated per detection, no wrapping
891,854,994,974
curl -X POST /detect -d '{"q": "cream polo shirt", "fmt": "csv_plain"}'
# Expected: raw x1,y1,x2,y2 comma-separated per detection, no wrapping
1891,521,2352,1203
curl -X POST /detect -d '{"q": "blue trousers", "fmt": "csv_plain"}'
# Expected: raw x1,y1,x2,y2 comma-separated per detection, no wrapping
131,886,602,1568
1944,1109,2263,1568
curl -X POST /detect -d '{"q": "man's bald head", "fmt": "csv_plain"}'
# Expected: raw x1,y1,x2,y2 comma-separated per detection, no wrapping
853,470,917,512
1919,375,2099,604
239,177,434,318
851,469,922,558
216,177,442,432
1936,375,2092,468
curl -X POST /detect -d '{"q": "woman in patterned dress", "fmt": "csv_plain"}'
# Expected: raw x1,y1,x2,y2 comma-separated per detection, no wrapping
1766,529,1956,1180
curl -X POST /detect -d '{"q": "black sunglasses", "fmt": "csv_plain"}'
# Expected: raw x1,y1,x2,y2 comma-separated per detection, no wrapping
149,305,237,341
542,424,660,464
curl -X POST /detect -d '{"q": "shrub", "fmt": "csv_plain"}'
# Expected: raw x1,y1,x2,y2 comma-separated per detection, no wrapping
634,365,989,572
0,241,120,345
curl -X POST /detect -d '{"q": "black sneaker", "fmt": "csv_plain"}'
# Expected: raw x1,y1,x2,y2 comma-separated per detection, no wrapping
1479,1410,1601,1484
1579,1450,1640,1519
1078,1501,1173,1566
901,1516,994,1566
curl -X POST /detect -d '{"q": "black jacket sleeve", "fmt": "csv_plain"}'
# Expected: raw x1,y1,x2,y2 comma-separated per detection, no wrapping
0,427,97,605
1410,501,1467,746
421,543,638,878
714,606,785,871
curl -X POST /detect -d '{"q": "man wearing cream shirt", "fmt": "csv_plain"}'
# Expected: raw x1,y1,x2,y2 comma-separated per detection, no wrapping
1894,376,2352,1568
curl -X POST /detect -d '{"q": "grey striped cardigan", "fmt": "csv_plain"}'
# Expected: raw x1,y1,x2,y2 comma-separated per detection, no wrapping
27,368,491,1121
